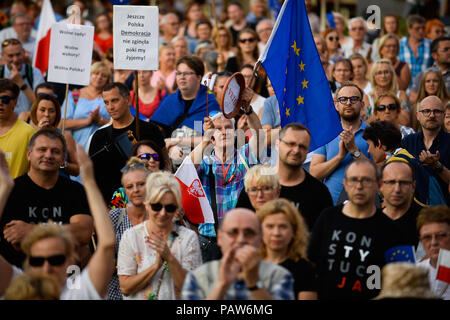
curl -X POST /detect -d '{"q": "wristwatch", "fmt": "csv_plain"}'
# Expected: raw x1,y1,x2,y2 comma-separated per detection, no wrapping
351,150,361,159
20,83,27,91
248,280,263,291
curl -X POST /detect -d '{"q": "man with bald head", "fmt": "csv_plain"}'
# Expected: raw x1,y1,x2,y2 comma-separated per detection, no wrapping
181,208,294,300
402,95,450,205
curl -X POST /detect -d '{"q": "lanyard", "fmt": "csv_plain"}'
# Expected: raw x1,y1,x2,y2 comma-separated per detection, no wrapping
220,161,235,185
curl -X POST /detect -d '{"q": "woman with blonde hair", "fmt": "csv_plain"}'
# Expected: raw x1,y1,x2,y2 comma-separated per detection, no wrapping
378,34,411,91
211,24,238,73
412,69,450,130
117,171,202,300
350,54,371,95
367,59,410,125
257,198,318,300
151,45,177,94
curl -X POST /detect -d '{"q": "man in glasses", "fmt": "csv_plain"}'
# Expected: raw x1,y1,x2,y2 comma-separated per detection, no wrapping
402,95,450,205
341,17,372,60
363,120,446,206
0,79,36,179
308,159,404,300
87,82,165,203
0,129,93,269
310,81,371,205
0,146,116,299
0,13,36,60
181,208,294,300
416,205,450,300
0,37,44,116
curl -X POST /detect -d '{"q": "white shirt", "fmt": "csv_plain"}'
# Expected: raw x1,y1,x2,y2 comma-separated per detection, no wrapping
417,258,450,300
0,27,37,58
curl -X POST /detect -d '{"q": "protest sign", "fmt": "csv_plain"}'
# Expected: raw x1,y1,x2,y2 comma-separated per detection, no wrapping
47,22,94,86
113,5,159,70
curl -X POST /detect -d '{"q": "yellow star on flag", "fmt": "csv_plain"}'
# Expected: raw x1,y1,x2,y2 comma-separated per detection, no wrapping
296,94,304,105
291,41,300,56
301,78,309,89
285,107,291,116
299,61,305,71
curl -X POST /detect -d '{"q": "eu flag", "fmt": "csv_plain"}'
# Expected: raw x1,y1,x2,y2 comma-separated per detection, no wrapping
385,245,416,264
258,0,341,151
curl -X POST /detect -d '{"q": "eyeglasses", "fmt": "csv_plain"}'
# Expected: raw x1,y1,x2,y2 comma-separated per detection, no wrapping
120,162,146,173
328,36,339,41
28,254,66,267
175,71,196,77
138,153,160,161
280,139,308,150
248,186,275,196
0,95,13,104
223,228,257,240
418,109,444,117
376,104,398,112
1,38,20,48
239,37,256,43
336,96,361,105
420,232,450,243
150,203,178,213
345,177,375,187
382,180,413,188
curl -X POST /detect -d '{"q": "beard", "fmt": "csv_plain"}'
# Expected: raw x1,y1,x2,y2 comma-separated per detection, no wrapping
340,111,360,122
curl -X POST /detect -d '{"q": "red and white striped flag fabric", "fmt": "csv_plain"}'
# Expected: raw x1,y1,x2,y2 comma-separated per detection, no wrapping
175,156,215,224
33,0,56,74
437,248,450,284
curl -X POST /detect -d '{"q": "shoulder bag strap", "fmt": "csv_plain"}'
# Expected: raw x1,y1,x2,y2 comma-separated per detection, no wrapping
208,163,219,233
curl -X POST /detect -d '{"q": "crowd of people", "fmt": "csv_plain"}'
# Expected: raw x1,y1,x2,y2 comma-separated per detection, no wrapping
0,0,449,301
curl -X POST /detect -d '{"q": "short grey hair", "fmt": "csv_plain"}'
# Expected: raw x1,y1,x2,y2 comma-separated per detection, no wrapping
11,13,30,25
348,17,366,30
161,12,179,25
256,19,274,33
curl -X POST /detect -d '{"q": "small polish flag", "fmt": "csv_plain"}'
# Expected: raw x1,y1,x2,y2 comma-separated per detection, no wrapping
33,0,56,75
437,248,450,284
175,156,215,224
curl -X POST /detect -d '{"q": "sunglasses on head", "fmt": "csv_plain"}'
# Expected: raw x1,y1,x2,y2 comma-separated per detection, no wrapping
150,203,178,213
376,103,398,112
1,38,20,48
239,37,256,43
0,95,13,104
29,254,66,267
138,153,160,161
120,162,146,173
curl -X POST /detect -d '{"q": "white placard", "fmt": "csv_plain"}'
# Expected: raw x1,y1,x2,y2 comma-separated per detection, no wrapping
47,23,94,86
223,77,240,114
113,5,159,70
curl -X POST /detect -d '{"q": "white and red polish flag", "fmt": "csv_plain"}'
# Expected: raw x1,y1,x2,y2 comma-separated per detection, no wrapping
175,156,215,224
33,0,56,75
437,248,450,284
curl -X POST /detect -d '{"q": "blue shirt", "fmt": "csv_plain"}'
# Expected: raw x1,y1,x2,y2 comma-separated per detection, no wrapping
398,36,433,88
260,95,280,127
314,121,371,205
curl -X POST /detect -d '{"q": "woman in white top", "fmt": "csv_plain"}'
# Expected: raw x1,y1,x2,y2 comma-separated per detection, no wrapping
367,59,410,126
117,171,202,300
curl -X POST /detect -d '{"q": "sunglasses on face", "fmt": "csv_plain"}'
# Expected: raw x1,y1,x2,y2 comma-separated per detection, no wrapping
376,103,398,112
328,36,339,41
0,95,13,104
1,38,20,48
239,37,256,43
150,203,178,213
28,254,66,267
138,153,160,161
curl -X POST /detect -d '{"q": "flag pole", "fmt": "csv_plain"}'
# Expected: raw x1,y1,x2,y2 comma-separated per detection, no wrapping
134,70,140,141
62,83,69,134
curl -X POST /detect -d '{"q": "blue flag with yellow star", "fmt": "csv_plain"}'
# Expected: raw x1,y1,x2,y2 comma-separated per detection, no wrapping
385,245,416,264
258,0,341,150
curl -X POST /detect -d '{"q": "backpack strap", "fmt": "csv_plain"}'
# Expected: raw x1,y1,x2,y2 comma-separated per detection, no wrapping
25,64,33,88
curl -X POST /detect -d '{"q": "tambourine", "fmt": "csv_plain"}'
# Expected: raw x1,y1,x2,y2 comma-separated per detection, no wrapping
220,72,246,119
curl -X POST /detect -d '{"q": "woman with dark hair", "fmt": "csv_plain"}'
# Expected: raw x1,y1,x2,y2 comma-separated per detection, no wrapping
109,139,172,210
131,70,167,120
94,12,113,55
329,58,353,94
177,1,206,43
322,28,344,63
236,28,260,68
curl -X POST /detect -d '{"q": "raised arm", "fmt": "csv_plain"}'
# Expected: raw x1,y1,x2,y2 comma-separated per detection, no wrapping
77,144,116,298
189,117,214,169
242,88,265,160
0,151,15,296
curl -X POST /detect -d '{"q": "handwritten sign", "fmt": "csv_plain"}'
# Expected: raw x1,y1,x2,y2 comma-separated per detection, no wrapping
47,23,94,86
113,5,159,70
221,72,245,119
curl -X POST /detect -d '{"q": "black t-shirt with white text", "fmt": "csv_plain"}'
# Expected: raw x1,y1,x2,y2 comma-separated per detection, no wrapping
0,174,91,267
307,205,404,300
